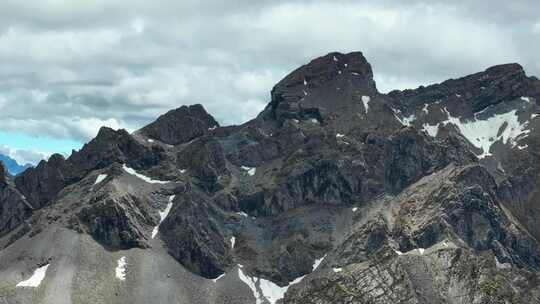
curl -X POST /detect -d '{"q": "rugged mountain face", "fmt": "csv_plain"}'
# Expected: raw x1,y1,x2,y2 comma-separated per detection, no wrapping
1,51,540,304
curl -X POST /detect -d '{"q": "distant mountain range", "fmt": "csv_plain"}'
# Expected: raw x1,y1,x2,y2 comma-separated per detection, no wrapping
0,154,33,175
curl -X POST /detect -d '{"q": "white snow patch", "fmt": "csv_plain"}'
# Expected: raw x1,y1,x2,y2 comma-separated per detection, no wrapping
147,139,154,143
441,108,530,158
208,125,218,131
151,195,176,239
303,90,307,96
352,207,358,212
179,169,187,174
422,104,429,114
94,174,107,185
344,63,348,67
312,255,326,271
16,264,50,287
303,79,307,86
241,166,256,176
115,257,127,281
212,273,226,282
338,70,342,74
336,133,345,138
236,212,248,217
517,144,528,150
456,94,461,98
351,72,360,76
361,96,370,113
495,257,511,269
238,265,306,304
532,114,539,119
333,268,342,273
333,56,338,62
394,250,403,256
418,248,425,255
230,236,236,249
310,118,319,124
422,123,440,137
393,109,416,126
122,164,169,184
521,96,531,103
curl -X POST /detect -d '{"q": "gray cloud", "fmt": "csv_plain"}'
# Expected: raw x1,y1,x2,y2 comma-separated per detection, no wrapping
0,0,539,144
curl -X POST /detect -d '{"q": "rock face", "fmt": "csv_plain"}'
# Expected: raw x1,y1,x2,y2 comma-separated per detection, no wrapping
1,51,540,304
138,104,219,145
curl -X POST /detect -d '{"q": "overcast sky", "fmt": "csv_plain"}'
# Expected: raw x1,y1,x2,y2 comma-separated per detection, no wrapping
1,0,540,164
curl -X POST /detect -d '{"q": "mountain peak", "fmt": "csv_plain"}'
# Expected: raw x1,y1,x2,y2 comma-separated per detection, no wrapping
265,51,378,123
138,104,218,145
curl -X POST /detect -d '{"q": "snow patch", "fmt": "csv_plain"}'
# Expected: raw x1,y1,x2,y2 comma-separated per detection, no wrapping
495,257,511,269
147,139,154,143
393,109,416,126
179,169,187,174
333,268,342,273
303,79,307,86
16,264,50,287
151,195,176,239
238,265,306,304
208,125,218,131
422,123,440,137
422,104,429,114
115,257,127,281
441,108,530,158
517,144,528,150
336,133,345,138
521,96,531,103
94,174,107,185
212,273,225,282
236,212,248,217
122,164,169,184
394,250,403,256
241,166,256,176
310,118,319,124
418,248,425,255
333,56,338,62
230,236,236,249
352,207,358,212
312,255,326,271
361,96,370,113
532,114,539,119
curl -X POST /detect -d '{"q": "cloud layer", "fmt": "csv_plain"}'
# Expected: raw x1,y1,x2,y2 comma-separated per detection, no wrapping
0,0,539,146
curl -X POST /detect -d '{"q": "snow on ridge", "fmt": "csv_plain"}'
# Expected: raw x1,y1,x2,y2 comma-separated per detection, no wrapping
115,257,127,281
94,174,108,185
151,195,176,239
122,164,169,184
361,96,370,113
241,166,256,176
16,264,50,287
521,96,531,103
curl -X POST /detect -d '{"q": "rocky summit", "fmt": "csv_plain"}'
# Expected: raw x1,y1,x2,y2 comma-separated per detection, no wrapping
1,51,540,304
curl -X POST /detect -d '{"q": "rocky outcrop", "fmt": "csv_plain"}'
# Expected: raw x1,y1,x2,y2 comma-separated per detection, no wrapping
0,162,32,238
138,104,219,145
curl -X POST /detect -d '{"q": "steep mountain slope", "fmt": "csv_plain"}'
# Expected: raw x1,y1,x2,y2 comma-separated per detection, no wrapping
1,51,540,304
0,154,33,175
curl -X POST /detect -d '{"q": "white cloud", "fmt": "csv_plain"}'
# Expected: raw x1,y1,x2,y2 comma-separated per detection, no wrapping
0,144,50,165
0,0,538,147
